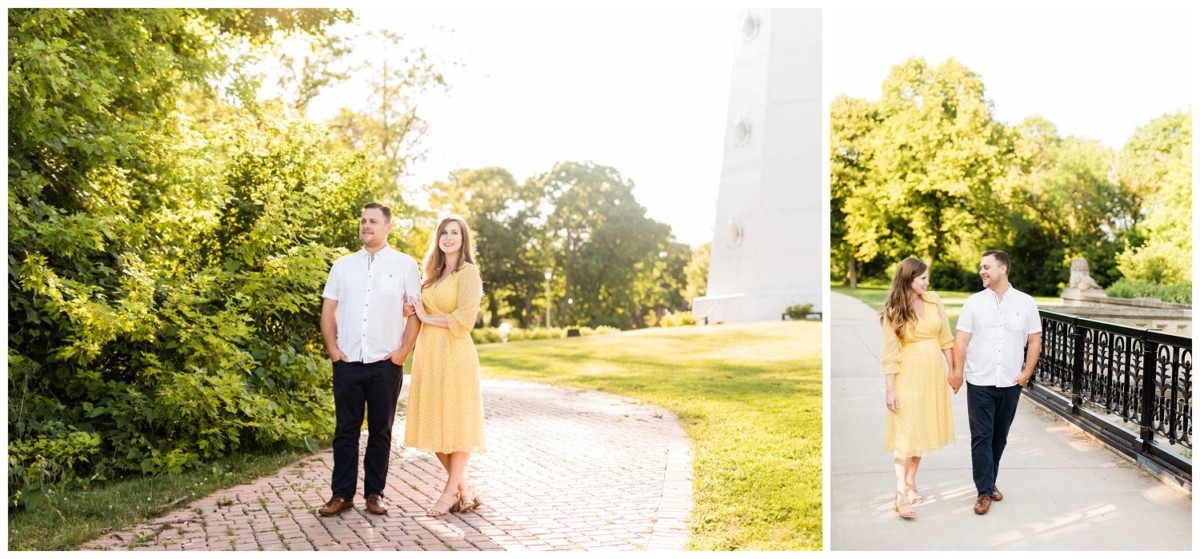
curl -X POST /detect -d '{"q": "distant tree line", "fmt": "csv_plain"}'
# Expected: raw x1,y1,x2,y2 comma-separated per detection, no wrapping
427,164,706,331
831,57,1191,297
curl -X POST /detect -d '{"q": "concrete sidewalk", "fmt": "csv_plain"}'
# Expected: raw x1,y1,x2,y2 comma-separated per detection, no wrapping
83,378,692,551
830,292,1191,551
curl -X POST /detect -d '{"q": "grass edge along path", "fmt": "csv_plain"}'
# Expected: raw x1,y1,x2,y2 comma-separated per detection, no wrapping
832,285,1061,325
478,320,822,550
7,446,312,550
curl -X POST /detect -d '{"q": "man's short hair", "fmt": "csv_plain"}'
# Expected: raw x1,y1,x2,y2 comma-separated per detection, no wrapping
363,202,392,222
983,249,1011,271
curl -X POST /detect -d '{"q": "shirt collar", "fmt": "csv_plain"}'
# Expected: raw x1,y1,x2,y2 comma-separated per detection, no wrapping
985,285,1021,301
359,244,392,260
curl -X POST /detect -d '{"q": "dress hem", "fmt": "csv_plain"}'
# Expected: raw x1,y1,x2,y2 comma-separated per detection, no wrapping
886,441,952,457
407,444,487,455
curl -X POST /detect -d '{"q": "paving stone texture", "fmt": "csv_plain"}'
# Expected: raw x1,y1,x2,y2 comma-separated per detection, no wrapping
83,378,693,551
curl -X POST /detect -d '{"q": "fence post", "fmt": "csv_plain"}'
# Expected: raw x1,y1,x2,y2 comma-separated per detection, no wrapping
1070,319,1085,412
1139,337,1159,452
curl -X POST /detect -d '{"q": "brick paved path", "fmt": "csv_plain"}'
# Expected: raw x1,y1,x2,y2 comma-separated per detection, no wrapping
82,378,692,551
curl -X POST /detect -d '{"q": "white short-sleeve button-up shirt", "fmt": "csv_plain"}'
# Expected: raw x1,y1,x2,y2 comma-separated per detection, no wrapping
322,245,422,363
956,286,1042,388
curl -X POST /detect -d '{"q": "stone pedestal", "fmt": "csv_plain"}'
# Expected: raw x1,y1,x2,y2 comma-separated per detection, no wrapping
1061,288,1110,303
692,9,822,324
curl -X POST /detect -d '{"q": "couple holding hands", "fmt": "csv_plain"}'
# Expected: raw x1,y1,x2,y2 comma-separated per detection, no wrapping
881,251,1042,518
318,203,486,518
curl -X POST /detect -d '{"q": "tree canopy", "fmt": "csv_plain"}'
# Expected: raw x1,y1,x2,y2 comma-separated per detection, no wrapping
831,56,1191,295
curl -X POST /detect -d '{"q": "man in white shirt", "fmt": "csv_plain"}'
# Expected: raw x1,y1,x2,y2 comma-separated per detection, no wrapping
950,250,1042,515
317,202,423,516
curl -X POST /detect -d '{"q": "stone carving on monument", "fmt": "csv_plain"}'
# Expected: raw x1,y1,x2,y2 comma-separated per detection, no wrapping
1061,257,1108,301
691,9,822,324
1046,256,1191,335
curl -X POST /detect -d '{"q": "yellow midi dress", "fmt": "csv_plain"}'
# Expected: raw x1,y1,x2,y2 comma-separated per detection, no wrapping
404,262,486,454
880,291,955,456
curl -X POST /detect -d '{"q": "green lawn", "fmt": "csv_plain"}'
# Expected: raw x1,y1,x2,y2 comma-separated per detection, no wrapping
832,285,1060,326
478,321,822,551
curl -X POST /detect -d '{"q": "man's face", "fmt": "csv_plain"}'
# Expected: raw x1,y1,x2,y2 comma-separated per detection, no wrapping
979,255,1006,289
360,208,391,248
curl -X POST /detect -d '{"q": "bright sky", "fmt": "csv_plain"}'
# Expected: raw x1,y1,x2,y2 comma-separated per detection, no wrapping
306,3,740,247
303,1,1193,248
825,2,1194,149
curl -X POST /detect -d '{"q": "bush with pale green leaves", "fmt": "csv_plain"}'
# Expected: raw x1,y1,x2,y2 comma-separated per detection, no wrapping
7,8,373,509
1105,278,1191,304
659,310,697,327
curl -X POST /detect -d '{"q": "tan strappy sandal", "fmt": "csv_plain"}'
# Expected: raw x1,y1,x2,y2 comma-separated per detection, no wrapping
458,485,484,513
893,491,916,519
427,491,459,517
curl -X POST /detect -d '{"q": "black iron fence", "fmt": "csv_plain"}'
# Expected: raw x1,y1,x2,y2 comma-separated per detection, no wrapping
1029,309,1192,485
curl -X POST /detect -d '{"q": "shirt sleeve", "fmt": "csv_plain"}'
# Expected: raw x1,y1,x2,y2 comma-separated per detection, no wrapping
880,316,902,376
403,256,423,301
933,294,954,350
448,264,483,338
1025,297,1043,335
956,297,974,333
322,260,341,301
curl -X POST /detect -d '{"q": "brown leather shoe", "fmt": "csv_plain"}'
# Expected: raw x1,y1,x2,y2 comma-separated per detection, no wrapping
973,494,991,515
990,485,1003,502
365,494,388,515
318,495,354,516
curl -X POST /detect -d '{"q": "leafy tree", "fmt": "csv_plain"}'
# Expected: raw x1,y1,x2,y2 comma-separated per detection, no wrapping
535,162,671,328
830,96,880,286
999,118,1133,291
275,31,356,114
325,29,446,194
829,57,1162,295
864,58,1010,273
684,242,711,305
1115,110,1192,283
6,8,431,506
633,241,692,326
428,167,545,327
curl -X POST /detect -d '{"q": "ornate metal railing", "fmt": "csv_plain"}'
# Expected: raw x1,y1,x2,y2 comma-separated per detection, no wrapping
1030,309,1192,484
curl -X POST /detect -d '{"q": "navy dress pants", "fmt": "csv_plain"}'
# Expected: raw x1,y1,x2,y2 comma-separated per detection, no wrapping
967,382,1022,496
330,360,403,500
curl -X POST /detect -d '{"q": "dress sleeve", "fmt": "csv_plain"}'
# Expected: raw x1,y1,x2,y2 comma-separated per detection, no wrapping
448,264,483,338
932,293,954,350
880,316,902,376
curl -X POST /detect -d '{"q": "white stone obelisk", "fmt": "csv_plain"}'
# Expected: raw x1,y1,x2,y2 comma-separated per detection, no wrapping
693,9,822,324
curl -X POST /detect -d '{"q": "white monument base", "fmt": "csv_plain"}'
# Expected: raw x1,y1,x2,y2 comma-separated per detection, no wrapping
693,290,818,324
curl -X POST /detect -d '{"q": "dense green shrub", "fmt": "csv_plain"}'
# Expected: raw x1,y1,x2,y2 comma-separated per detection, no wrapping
784,305,814,320
660,310,698,327
7,8,369,508
1105,278,1192,304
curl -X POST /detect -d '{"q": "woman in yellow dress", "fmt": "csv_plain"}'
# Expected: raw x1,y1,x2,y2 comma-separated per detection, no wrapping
404,215,486,516
880,257,955,519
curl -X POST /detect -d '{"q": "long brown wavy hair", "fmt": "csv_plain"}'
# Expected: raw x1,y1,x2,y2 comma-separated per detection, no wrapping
422,215,476,289
882,257,928,341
